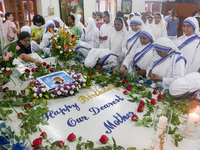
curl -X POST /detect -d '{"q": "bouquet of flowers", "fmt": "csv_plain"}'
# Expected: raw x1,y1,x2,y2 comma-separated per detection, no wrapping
0,51,17,84
50,24,78,62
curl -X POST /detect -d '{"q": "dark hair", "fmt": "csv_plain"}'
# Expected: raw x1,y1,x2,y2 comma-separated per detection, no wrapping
68,15,75,22
92,11,97,16
134,13,140,17
141,16,146,22
155,12,161,18
192,11,198,17
115,17,123,25
149,16,153,19
129,14,134,17
18,31,31,40
97,12,103,19
103,11,110,17
116,11,124,18
5,13,12,20
170,9,176,21
32,15,45,25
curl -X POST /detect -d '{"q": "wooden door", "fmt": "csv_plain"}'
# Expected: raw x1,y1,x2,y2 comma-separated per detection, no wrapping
4,0,37,27
162,2,200,37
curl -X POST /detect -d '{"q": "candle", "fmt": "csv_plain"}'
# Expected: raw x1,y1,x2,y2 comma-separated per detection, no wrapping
185,112,200,134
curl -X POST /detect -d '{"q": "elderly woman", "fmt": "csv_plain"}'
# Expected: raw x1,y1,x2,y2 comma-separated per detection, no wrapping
80,18,100,48
40,20,55,53
53,17,68,30
17,31,42,67
146,37,186,89
120,27,155,76
150,12,167,40
122,16,144,55
99,11,114,49
174,17,200,74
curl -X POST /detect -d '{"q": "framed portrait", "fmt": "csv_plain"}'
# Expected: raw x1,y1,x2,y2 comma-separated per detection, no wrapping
59,0,84,25
121,0,132,14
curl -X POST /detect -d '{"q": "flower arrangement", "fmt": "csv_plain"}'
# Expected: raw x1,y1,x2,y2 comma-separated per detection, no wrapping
0,51,17,84
49,24,78,62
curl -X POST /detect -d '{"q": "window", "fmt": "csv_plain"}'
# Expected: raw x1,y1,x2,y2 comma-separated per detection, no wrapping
4,0,37,27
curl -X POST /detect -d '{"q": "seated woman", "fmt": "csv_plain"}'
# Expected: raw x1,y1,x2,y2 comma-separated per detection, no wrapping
174,17,200,74
84,48,119,70
99,11,114,49
169,72,200,101
80,18,100,48
122,16,144,55
68,15,82,39
21,26,41,53
30,15,45,44
75,14,85,33
107,17,127,65
120,27,155,76
40,20,56,53
146,37,186,89
53,17,68,31
17,31,42,67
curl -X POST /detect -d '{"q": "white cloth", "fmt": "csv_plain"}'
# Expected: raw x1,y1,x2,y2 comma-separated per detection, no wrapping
21,26,41,53
40,20,55,53
75,41,92,57
150,12,167,40
169,72,200,97
84,48,119,69
146,37,185,89
122,16,144,54
75,14,85,33
80,18,100,48
53,17,68,30
99,12,114,49
122,27,155,73
107,17,127,63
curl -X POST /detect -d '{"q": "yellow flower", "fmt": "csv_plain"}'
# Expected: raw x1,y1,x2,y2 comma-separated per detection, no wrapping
65,52,73,58
85,86,90,89
33,98,38,103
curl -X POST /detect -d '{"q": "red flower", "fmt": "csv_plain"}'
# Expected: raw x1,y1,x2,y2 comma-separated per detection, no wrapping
122,79,127,84
17,112,23,118
131,114,139,121
137,106,144,112
31,68,35,72
3,70,10,76
50,68,54,72
40,132,47,139
99,70,103,74
35,68,39,72
99,135,109,144
152,89,158,94
67,133,76,141
21,90,25,94
126,85,132,91
13,90,17,94
24,104,31,110
3,87,9,92
139,100,145,107
151,99,156,105
32,137,42,149
24,69,30,73
43,62,47,66
57,141,64,147
46,64,50,69
123,90,128,95
112,69,115,73
71,65,75,69
87,72,93,77
157,93,163,101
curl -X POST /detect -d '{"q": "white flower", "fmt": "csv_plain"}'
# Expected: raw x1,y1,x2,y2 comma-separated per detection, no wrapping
58,46,61,49
60,88,64,91
0,70,2,73
75,81,78,85
71,85,75,89
70,90,74,95
54,37,57,41
33,87,37,92
41,88,46,92
49,39,52,42
57,91,62,95
6,67,10,71
55,87,58,90
50,94,54,98
139,80,144,84
82,83,86,87
76,87,79,90
69,49,72,52
65,90,68,94
78,85,81,88
73,74,77,78
66,86,70,89
60,51,63,54
82,79,86,82
1,68,4,71
39,93,43,97
33,93,37,97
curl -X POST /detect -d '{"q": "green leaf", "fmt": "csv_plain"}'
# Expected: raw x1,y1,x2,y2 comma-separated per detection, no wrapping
135,120,143,126
78,136,82,142
126,147,137,150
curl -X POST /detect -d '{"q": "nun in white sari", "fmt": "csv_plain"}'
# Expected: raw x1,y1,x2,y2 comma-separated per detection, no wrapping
120,27,155,76
122,16,144,55
75,14,85,33
146,37,186,89
169,72,200,100
150,12,167,40
40,20,55,53
107,17,127,64
80,18,100,48
53,17,68,30
21,26,41,53
99,11,114,49
84,48,119,70
174,17,200,74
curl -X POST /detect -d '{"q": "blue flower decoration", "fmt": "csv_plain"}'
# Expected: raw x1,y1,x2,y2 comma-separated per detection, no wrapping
14,143,26,150
0,136,9,145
